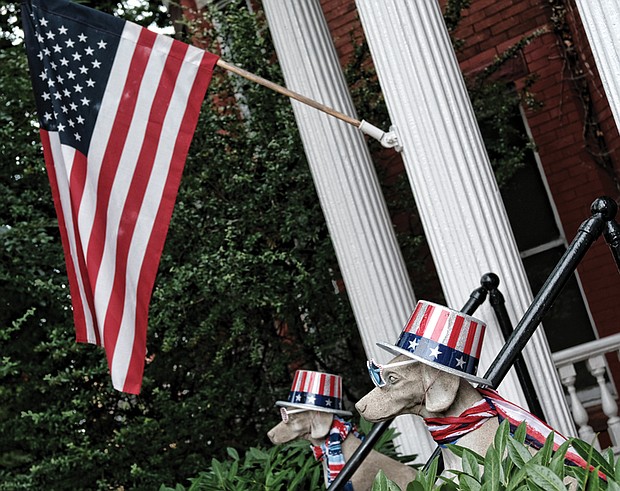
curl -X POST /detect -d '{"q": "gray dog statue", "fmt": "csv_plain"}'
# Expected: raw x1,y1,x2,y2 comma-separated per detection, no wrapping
267,369,416,490
357,300,594,482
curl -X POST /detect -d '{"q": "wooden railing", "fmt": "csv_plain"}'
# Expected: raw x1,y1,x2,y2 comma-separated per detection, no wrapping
552,332,620,451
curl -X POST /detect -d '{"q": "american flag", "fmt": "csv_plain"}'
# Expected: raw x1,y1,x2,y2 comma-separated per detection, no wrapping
21,0,219,393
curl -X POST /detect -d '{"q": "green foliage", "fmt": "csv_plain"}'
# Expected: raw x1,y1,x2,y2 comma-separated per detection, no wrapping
1,2,369,489
373,421,619,491
160,416,415,490
159,441,323,491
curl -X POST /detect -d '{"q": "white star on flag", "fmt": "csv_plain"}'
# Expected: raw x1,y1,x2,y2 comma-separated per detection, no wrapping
455,356,466,369
429,346,442,359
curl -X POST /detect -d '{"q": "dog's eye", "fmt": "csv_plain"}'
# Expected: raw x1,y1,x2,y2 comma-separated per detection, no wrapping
387,373,399,384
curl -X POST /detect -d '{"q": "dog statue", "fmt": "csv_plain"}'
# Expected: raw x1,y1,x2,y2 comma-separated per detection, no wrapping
267,370,416,491
356,300,594,478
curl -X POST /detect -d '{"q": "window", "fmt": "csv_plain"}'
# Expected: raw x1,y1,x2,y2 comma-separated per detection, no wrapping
498,106,599,391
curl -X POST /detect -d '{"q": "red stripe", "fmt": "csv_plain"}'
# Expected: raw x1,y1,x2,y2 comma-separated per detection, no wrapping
292,370,301,392
404,301,423,333
419,304,434,337
41,130,89,342
103,36,188,375
447,315,465,349
68,150,101,345
463,321,477,356
429,309,449,342
123,49,218,393
85,28,157,303
318,373,326,397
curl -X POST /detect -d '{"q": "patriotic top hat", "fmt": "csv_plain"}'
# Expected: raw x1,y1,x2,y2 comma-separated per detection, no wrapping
378,300,491,386
276,370,352,416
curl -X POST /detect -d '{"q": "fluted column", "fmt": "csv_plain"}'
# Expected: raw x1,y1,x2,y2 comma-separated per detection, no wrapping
355,0,576,435
575,0,620,130
262,0,435,457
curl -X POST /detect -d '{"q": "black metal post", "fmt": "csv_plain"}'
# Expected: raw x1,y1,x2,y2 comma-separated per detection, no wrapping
604,216,620,272
482,273,545,420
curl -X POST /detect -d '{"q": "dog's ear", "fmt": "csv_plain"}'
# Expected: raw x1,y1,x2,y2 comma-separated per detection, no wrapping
422,365,461,413
309,411,334,439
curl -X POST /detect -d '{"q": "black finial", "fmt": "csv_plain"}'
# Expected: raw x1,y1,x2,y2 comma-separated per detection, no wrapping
481,272,500,291
591,196,618,220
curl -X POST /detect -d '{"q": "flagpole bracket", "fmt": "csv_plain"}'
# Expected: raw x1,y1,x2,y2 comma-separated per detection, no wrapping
359,120,402,151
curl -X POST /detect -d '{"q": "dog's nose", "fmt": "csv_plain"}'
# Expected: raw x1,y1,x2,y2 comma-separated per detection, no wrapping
267,429,276,443
355,401,367,414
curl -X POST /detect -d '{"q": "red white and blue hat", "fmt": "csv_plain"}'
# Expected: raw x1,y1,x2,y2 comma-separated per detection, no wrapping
275,370,352,416
378,300,490,386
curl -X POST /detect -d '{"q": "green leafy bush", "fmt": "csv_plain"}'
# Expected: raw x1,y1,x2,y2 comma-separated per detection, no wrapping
373,420,620,491
159,442,323,491
160,418,417,490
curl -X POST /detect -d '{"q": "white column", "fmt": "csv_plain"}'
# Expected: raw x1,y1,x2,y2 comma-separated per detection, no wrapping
355,0,576,436
574,0,620,130
262,0,435,457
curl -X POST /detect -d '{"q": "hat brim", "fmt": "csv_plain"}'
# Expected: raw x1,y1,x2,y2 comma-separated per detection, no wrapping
377,341,492,387
275,400,352,416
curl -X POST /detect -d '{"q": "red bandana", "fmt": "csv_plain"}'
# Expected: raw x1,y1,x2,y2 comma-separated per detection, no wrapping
424,388,604,479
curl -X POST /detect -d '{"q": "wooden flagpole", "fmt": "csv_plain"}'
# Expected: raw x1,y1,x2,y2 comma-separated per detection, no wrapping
216,58,361,128
216,59,400,149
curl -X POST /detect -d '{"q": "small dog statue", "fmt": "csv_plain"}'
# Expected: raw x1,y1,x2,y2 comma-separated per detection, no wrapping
267,370,416,491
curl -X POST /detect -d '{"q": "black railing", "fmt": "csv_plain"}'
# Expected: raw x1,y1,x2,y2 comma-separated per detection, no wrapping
330,196,620,489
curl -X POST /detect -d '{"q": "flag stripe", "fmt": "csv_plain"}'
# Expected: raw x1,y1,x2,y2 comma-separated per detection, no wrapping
41,130,91,341
68,149,101,345
447,314,464,349
45,133,101,344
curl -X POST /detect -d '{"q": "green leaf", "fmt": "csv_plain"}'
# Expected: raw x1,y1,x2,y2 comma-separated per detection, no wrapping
526,464,567,491
227,447,240,461
493,420,509,458
482,446,501,490
537,431,555,465
548,440,570,478
513,422,527,444
459,474,482,491
372,469,404,491
462,448,482,482
506,438,532,469
571,438,615,477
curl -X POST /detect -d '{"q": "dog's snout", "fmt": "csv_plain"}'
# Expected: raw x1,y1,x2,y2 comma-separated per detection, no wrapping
267,428,277,444
355,400,367,414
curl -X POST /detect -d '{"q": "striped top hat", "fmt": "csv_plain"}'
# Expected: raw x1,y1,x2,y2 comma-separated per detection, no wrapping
276,370,352,416
378,300,490,386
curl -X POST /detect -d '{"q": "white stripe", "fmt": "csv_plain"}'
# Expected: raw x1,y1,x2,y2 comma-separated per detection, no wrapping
469,321,483,358
422,304,441,338
49,134,96,342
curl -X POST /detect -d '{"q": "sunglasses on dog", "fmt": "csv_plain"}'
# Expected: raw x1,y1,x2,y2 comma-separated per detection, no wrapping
279,407,308,423
367,358,417,387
